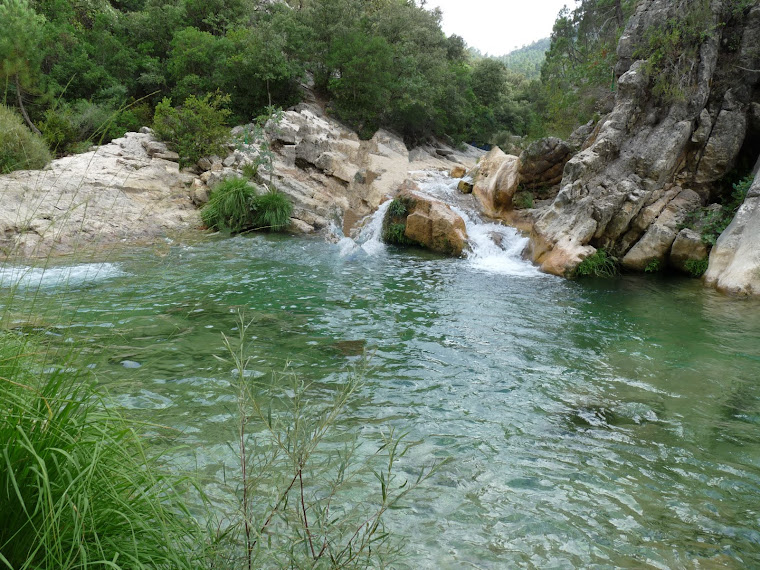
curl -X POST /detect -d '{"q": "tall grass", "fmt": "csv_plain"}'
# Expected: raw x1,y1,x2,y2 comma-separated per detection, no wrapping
201,178,292,233
0,104,51,174
211,314,446,569
0,335,206,569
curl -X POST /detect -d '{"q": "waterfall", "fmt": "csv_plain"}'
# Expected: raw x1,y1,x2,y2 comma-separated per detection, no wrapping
349,171,541,277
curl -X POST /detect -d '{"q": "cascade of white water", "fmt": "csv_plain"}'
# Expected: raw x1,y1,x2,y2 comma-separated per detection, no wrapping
350,171,541,277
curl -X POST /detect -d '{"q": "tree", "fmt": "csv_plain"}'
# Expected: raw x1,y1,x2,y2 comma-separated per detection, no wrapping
0,0,46,133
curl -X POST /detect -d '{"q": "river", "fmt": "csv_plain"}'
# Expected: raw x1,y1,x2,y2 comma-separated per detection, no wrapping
3,173,760,568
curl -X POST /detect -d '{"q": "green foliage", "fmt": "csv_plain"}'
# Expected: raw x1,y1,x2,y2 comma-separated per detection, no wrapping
0,104,51,173
645,259,662,273
0,335,204,568
0,0,46,94
201,178,293,233
152,91,231,167
538,0,636,137
251,188,293,232
684,174,753,245
684,258,709,278
574,248,619,278
497,38,551,80
513,190,534,210
381,196,419,246
201,177,258,233
635,0,714,103
387,198,408,218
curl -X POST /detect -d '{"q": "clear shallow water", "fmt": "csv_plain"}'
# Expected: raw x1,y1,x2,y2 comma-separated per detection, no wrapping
4,195,760,568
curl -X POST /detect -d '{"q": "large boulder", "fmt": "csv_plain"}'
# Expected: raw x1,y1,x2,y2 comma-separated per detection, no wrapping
704,170,760,295
670,228,709,273
0,132,196,259
384,187,468,256
518,137,574,191
470,147,520,218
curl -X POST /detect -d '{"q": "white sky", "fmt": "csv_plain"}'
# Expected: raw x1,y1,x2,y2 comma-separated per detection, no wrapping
425,0,573,55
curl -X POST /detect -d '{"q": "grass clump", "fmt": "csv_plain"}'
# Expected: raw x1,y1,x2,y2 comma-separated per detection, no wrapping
512,190,534,210
684,258,709,278
573,248,619,278
201,178,258,233
682,174,754,246
0,104,51,173
0,335,204,569
251,188,293,231
381,197,418,246
644,259,662,273
202,178,292,233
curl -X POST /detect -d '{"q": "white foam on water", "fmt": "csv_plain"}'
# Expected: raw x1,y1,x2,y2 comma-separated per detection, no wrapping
336,200,392,258
0,262,129,290
416,173,543,277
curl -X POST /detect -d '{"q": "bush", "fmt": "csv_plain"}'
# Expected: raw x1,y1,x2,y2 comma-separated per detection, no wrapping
153,92,231,168
201,177,258,233
513,190,534,210
684,258,709,278
201,178,293,233
573,248,619,278
0,104,51,173
0,335,204,568
381,197,417,246
251,188,293,231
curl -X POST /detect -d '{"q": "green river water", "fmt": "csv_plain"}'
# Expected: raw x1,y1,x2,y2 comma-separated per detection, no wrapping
3,177,760,568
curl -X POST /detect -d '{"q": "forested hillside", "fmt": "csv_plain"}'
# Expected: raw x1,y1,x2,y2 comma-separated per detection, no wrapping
5,0,736,165
0,0,550,154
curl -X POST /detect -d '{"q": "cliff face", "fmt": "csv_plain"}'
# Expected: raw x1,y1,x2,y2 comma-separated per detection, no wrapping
528,0,760,287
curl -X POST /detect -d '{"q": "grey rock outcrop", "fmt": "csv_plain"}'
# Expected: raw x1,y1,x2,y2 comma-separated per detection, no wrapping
0,132,196,259
528,0,760,281
705,170,760,295
519,137,574,191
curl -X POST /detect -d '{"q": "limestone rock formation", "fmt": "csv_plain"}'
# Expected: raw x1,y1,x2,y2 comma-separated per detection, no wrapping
518,137,574,191
527,0,760,281
469,147,520,218
705,171,760,295
0,132,197,259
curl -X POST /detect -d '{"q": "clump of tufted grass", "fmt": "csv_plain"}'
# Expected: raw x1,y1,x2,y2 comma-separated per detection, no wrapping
573,248,619,278
201,178,292,233
0,334,206,569
251,188,292,232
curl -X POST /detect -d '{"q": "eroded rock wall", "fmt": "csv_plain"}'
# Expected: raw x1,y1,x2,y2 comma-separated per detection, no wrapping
528,0,760,280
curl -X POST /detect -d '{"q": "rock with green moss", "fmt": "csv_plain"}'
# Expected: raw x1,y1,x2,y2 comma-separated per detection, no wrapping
381,186,468,256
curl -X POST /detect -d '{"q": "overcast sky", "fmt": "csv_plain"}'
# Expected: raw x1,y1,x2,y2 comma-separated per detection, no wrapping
425,0,572,55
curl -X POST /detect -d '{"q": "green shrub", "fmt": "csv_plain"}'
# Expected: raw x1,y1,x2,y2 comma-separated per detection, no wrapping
644,259,662,273
0,335,203,568
387,198,408,218
153,92,231,168
684,258,709,278
573,248,619,278
381,197,418,246
201,178,293,233
682,174,754,246
0,104,51,173
512,190,534,210
251,188,293,231
201,177,258,233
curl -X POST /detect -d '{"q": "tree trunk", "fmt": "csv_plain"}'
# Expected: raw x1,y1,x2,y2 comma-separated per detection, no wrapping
615,0,623,28
15,75,41,135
